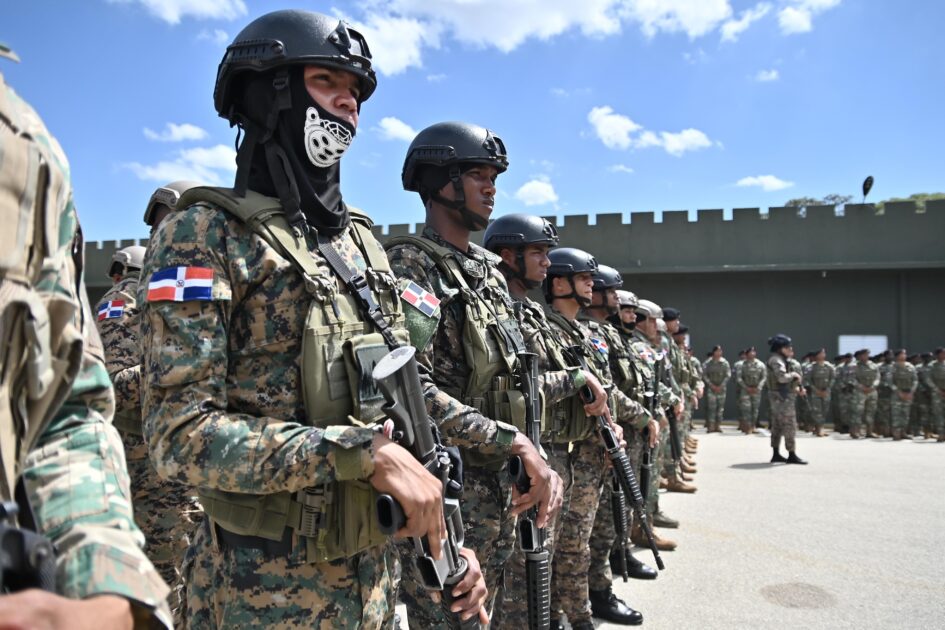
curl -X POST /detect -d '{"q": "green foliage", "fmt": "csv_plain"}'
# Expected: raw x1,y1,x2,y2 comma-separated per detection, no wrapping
875,192,945,212
783,194,853,207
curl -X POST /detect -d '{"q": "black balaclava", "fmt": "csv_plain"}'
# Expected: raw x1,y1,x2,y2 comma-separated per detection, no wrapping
239,67,356,236
419,164,489,231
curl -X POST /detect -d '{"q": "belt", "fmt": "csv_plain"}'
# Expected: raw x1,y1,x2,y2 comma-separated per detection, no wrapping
215,523,294,555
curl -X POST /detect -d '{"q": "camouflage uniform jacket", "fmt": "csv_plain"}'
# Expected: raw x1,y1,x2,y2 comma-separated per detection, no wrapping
702,357,731,388
854,360,881,390
733,359,744,393
804,361,835,392
139,207,517,510
878,361,895,395
891,362,918,393
613,322,656,410
514,295,584,407
661,332,687,398
386,227,575,420
687,352,703,393
577,315,649,430
737,358,767,390
767,354,799,400
630,329,680,410
929,360,945,392
94,272,142,432
0,72,170,627
787,358,805,395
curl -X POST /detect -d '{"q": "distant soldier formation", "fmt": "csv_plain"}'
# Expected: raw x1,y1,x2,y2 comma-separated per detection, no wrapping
4,9,944,630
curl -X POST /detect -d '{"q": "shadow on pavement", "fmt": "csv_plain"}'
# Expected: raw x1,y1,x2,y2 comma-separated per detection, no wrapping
729,462,776,470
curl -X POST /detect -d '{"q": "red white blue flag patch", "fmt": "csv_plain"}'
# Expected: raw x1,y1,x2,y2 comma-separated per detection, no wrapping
97,300,125,321
147,266,214,302
400,281,441,317
591,337,609,356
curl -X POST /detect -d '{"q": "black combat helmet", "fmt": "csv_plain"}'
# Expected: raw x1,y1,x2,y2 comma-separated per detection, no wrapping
402,121,508,231
591,264,623,291
214,9,375,118
768,333,793,353
544,247,598,306
484,214,558,289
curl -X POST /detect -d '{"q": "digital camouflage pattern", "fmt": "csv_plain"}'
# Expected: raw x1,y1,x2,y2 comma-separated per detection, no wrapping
96,273,203,617
890,361,918,433
929,359,945,435
737,357,766,431
851,359,880,436
140,205,516,628
0,71,170,627
804,361,835,432
767,354,800,451
875,360,894,435
703,357,731,428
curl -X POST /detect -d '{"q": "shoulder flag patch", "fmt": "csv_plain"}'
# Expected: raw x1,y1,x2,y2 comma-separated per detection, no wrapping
400,280,441,317
591,337,609,356
147,266,213,302
97,300,125,321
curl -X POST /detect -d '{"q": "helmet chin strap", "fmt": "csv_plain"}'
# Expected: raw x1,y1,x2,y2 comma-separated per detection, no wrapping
499,251,541,290
431,165,488,231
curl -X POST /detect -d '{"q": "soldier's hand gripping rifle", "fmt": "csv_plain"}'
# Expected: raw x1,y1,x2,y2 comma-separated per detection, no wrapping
0,501,56,593
565,346,664,571
372,346,481,630
507,351,551,630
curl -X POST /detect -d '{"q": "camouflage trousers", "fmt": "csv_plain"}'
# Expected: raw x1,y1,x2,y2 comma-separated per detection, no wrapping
738,391,763,431
931,388,945,434
400,464,515,627
181,519,395,629
551,436,606,624
493,447,571,628
838,391,855,432
807,392,831,430
890,395,913,430
123,431,202,620
796,394,811,430
769,393,798,452
911,394,930,434
851,389,878,435
705,389,726,426
875,393,892,435
647,424,670,515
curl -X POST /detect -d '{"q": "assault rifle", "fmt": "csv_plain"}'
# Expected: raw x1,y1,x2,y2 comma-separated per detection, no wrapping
610,470,631,581
372,346,480,630
0,501,56,593
565,346,664,571
507,351,551,630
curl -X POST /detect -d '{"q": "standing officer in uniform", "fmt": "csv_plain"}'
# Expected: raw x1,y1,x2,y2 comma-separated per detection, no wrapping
929,348,945,441
140,12,558,627
0,49,171,628
387,123,565,625
737,347,766,434
766,335,808,464
733,350,746,428
850,349,881,439
482,214,611,627
659,308,697,492
875,350,895,437
889,349,918,440
804,349,835,437
835,353,855,434
96,185,204,621
702,345,730,433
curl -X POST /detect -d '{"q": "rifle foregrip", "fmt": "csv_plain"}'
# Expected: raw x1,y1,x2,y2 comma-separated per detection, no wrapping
376,494,405,536
508,455,531,495
440,578,485,630
611,449,645,508
525,549,552,630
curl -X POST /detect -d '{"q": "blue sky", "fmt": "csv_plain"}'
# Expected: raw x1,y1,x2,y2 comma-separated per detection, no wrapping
4,1,943,243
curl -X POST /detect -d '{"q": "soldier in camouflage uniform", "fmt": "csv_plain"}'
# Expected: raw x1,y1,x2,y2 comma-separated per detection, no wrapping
765,335,808,464
387,124,568,626
630,300,681,548
659,309,697,493
916,353,934,438
795,352,814,432
889,349,918,440
875,350,895,437
850,349,881,439
737,347,766,434
672,327,701,470
804,349,835,436
0,56,170,628
787,353,809,435
482,215,613,627
582,265,657,624
929,348,945,441
95,187,203,621
836,353,856,434
686,342,704,447
733,350,746,429
702,346,730,433
139,12,567,627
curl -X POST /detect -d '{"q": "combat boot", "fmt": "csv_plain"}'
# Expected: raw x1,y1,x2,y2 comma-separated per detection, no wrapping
659,476,669,490
652,510,679,528
549,618,565,630
609,548,658,580
570,621,596,630
892,429,903,441
589,587,644,625
684,444,697,455
666,476,697,493
770,449,787,463
680,472,695,482
786,451,808,464
680,460,697,474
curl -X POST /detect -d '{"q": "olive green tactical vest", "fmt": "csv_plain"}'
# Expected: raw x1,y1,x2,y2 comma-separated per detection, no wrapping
385,235,527,468
0,79,86,513
178,186,408,563
544,309,603,443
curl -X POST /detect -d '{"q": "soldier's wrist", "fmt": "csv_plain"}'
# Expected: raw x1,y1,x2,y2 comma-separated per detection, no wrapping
569,368,587,390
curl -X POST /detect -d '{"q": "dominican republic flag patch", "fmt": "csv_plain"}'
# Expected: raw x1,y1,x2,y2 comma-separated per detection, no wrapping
591,337,609,356
97,300,125,321
147,266,214,302
400,281,441,317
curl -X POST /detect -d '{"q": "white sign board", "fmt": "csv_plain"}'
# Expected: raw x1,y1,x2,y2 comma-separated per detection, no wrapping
838,335,888,356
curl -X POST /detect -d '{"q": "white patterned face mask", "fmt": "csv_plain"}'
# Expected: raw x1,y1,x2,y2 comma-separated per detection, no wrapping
303,106,354,168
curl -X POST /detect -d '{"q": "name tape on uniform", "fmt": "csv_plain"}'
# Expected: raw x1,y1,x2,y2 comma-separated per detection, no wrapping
147,266,214,302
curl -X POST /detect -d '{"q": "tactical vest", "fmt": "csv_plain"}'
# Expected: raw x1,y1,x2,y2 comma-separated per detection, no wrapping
177,187,409,563
0,81,86,513
618,328,654,408
385,236,526,468
766,355,795,398
544,310,603,443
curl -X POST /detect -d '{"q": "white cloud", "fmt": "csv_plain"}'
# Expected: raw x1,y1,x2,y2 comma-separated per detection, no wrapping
608,164,635,174
587,106,642,150
344,13,440,75
720,2,770,42
736,174,795,192
123,144,236,186
515,177,559,207
778,0,842,35
197,28,229,45
755,68,780,82
620,0,733,39
109,0,247,25
426,73,447,82
588,105,715,157
375,117,418,142
143,122,208,143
